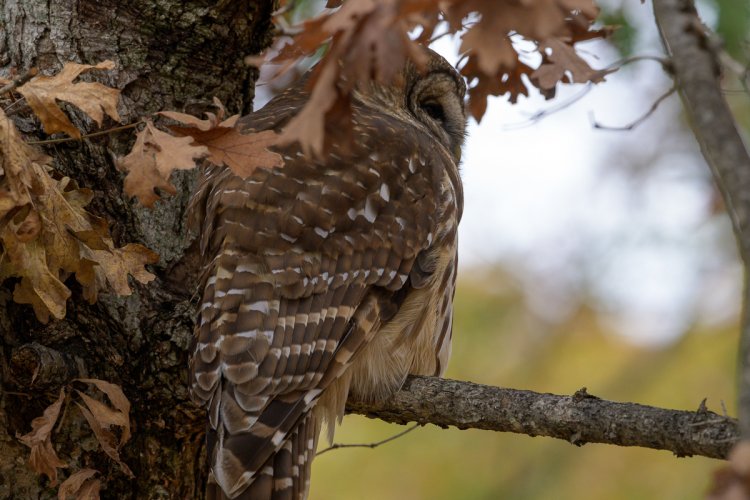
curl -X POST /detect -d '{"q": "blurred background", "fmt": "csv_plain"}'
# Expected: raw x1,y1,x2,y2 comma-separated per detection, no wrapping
261,0,750,498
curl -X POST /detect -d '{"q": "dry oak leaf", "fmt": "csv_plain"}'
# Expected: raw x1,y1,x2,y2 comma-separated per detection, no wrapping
58,469,100,500
76,403,134,478
3,234,72,322
76,378,131,446
162,103,283,178
78,242,158,303
117,120,209,207
17,389,68,485
17,60,121,138
531,38,609,90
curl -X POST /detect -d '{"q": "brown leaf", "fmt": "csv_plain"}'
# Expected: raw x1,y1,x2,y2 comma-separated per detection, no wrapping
117,120,209,207
58,469,98,500
76,403,134,478
6,237,72,322
17,61,120,138
165,101,283,177
17,389,68,485
79,243,158,301
76,378,131,445
77,392,129,441
189,128,283,178
531,38,609,90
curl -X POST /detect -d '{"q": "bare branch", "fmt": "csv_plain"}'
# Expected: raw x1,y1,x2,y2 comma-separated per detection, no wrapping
652,0,750,437
347,376,738,460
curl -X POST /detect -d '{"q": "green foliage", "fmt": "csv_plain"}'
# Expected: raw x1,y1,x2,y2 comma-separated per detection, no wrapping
714,0,750,63
599,9,637,56
310,273,736,500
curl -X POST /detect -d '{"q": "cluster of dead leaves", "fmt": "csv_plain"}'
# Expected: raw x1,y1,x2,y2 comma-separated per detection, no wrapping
254,0,612,154
0,62,158,322
17,379,132,499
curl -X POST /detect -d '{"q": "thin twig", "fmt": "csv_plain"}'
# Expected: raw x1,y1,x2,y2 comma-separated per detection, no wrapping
316,423,419,457
26,121,142,145
503,55,671,130
0,67,38,96
2,96,27,115
590,85,676,131
502,84,594,130
603,54,672,73
428,20,479,45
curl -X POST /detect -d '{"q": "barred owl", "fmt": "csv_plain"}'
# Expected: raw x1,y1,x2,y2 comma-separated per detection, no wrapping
189,48,466,499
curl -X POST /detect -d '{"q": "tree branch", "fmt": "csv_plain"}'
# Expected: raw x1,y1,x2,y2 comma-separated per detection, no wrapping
347,376,738,460
652,0,750,437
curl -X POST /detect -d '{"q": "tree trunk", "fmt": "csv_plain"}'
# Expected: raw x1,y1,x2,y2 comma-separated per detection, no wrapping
0,1,275,497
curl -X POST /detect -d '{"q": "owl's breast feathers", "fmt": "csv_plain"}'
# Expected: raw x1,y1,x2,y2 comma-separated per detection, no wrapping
189,97,461,499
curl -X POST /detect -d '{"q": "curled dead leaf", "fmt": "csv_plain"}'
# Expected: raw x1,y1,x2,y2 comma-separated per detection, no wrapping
76,378,131,445
531,38,610,91
76,403,134,478
17,389,68,485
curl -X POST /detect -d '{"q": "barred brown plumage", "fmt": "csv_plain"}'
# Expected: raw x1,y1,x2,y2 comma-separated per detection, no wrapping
189,48,466,499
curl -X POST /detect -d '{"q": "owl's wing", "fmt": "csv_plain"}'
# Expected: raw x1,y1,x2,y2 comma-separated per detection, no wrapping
189,106,452,498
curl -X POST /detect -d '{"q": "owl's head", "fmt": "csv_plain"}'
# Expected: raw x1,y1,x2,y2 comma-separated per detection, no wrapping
357,48,467,163
405,49,467,162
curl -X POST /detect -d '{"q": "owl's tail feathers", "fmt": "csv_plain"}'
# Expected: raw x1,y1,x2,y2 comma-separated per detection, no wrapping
206,409,321,500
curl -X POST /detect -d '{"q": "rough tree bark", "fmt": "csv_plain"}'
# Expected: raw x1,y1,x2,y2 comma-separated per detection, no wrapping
0,1,275,498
